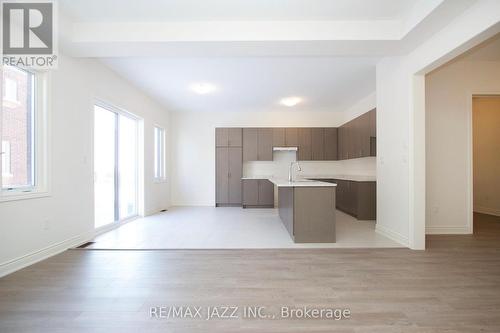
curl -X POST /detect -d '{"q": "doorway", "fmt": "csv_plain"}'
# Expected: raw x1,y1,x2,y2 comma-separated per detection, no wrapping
94,103,139,228
472,96,500,225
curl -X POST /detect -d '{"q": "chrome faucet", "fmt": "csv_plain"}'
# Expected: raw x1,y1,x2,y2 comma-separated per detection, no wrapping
288,161,302,182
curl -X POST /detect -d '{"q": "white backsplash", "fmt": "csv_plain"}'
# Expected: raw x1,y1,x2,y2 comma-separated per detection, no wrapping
243,151,376,179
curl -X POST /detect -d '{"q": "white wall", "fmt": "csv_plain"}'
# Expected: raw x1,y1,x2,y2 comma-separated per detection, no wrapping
170,94,376,206
0,54,170,276
426,61,500,233
375,0,500,249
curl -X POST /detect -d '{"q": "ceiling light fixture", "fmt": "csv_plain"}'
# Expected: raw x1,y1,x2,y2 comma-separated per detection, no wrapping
190,83,216,95
280,96,302,107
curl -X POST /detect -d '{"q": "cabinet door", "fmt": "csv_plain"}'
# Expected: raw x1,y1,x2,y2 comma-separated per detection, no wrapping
215,128,228,147
311,128,325,160
335,180,343,210
360,112,371,157
324,128,338,160
228,147,242,204
242,179,259,206
273,128,286,147
298,128,312,160
352,115,362,158
346,121,354,159
346,181,358,216
258,128,273,161
258,180,275,206
285,128,299,147
337,127,344,160
369,109,376,138
215,147,229,204
369,109,376,156
242,128,258,161
228,128,242,147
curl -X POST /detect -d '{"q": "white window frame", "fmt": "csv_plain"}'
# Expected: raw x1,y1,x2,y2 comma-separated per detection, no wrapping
0,66,50,202
154,126,166,182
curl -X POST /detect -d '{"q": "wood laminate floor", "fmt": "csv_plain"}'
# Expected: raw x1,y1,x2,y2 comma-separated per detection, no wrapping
0,213,499,332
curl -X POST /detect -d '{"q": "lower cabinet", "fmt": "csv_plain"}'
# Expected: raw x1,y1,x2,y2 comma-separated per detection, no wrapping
313,179,376,220
242,179,274,208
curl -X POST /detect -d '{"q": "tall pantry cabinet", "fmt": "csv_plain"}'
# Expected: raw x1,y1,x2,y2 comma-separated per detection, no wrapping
216,128,243,206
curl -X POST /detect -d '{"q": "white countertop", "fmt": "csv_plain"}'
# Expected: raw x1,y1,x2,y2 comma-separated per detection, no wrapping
242,174,376,183
241,176,273,180
269,178,337,187
241,176,337,187
301,174,376,182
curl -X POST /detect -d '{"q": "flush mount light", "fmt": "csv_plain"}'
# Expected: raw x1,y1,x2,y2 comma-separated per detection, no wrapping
190,83,216,95
280,96,302,107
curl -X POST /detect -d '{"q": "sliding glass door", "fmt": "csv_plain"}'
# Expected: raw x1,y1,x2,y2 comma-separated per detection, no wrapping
94,104,138,228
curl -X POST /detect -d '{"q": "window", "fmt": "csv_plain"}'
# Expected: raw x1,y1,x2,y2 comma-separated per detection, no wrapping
1,65,47,198
1,141,12,176
154,126,166,180
4,78,18,103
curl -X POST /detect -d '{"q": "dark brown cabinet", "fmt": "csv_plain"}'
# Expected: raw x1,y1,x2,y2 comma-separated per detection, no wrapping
338,109,376,160
243,128,273,161
311,128,325,160
369,109,376,156
257,128,273,161
324,127,338,160
285,128,298,147
216,147,242,206
242,179,274,208
314,178,376,220
243,128,258,161
298,128,312,160
216,128,242,147
273,128,286,146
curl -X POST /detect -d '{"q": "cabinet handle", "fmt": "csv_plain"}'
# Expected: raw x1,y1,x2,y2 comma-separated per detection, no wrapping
228,172,231,178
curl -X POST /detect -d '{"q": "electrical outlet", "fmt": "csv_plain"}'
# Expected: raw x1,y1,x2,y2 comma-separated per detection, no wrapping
431,207,439,215
43,220,50,230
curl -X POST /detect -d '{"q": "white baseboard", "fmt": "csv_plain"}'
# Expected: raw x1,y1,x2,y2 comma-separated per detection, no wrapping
426,226,471,235
0,217,137,278
375,224,409,247
474,206,500,217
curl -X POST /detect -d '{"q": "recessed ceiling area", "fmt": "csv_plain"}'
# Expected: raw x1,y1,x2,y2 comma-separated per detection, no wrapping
60,0,419,22
102,57,377,113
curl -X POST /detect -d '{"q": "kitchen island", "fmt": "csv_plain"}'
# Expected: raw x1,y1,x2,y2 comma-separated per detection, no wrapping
269,178,337,243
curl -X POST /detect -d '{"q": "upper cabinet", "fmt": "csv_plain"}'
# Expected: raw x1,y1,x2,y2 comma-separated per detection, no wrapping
218,114,373,163
311,128,325,160
297,128,312,161
337,109,376,160
243,128,258,161
285,128,299,147
216,128,242,147
243,128,273,161
257,128,273,161
273,128,286,147
369,109,376,156
324,128,338,160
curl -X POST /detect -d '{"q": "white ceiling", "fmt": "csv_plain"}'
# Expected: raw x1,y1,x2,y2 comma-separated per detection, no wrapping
59,0,477,113
60,0,419,22
102,57,377,113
